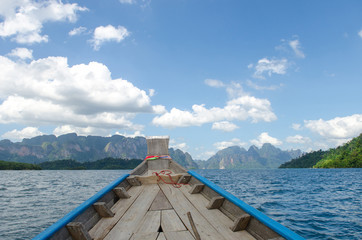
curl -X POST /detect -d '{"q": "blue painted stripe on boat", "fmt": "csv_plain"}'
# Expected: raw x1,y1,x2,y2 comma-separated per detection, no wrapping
188,170,305,240
32,173,130,240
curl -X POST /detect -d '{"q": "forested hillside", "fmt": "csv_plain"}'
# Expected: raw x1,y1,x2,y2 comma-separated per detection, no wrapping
280,133,362,168
279,150,326,168
314,133,362,168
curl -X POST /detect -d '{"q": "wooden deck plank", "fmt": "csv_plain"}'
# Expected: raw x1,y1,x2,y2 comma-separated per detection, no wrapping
149,190,172,211
89,185,144,240
130,232,159,240
156,232,166,240
180,185,256,240
161,209,187,232
160,184,225,240
137,174,183,185
104,184,160,240
134,210,161,234
163,231,195,240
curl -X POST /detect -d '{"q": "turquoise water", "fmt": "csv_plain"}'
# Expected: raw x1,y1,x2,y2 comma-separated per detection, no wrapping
0,169,361,239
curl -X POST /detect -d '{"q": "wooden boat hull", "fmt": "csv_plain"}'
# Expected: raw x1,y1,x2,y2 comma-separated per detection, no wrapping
33,137,304,240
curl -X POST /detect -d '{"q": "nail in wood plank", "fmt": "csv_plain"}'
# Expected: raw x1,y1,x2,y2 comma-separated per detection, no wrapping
230,214,251,232
66,222,92,240
93,202,115,218
114,187,131,198
206,196,225,209
127,176,142,186
189,184,204,194
177,174,191,184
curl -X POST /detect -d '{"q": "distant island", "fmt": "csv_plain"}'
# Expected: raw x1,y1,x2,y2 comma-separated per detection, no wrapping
0,158,142,170
280,133,362,168
0,160,41,170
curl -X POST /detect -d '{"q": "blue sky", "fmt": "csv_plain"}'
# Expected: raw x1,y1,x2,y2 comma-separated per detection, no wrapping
0,0,361,160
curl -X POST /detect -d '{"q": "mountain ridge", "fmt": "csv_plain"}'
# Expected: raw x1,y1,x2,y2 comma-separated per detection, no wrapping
199,144,302,169
0,133,197,169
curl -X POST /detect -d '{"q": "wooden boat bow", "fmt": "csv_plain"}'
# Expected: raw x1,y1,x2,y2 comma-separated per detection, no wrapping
33,136,304,240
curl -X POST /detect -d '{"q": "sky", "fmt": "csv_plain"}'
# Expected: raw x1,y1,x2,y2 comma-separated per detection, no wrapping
0,0,362,160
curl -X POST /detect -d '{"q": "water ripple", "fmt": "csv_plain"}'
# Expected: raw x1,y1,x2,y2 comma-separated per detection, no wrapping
0,169,361,239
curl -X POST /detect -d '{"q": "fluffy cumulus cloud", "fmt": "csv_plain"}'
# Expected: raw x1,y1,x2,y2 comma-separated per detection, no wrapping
212,121,239,132
7,47,33,60
289,39,305,58
0,55,164,133
152,95,276,128
253,58,288,79
90,25,130,50
204,79,225,88
1,127,44,142
286,135,311,144
304,114,362,140
69,26,87,36
0,0,87,44
213,138,247,150
250,132,282,147
169,139,188,151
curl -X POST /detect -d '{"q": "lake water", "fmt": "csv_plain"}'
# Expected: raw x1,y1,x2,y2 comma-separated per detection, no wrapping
0,169,361,240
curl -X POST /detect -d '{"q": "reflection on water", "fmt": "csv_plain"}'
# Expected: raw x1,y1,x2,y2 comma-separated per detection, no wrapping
0,169,361,239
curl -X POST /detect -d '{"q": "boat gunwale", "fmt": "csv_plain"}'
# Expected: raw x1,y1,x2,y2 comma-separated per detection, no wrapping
188,170,305,240
32,173,130,240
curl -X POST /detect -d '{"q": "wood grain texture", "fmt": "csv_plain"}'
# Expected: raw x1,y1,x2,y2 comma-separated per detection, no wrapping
89,185,144,240
150,190,173,211
180,185,256,240
104,184,160,240
161,209,187,232
163,231,195,240
66,222,92,240
156,232,166,240
130,232,159,240
160,184,224,240
134,210,161,234
93,202,114,218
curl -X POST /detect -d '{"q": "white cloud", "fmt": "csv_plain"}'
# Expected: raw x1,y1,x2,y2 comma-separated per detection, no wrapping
251,132,282,147
69,26,87,36
213,138,247,150
0,55,163,131
253,58,288,79
0,0,87,44
119,0,136,4
358,29,362,38
286,135,311,144
226,82,245,98
289,39,305,58
90,25,130,50
292,123,302,130
149,89,155,97
114,131,145,138
8,48,33,60
53,125,112,137
1,127,43,142
152,95,276,128
212,121,239,132
304,114,362,139
204,79,225,88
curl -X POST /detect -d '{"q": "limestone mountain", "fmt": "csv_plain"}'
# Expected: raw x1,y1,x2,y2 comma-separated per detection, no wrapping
0,133,197,169
201,143,302,169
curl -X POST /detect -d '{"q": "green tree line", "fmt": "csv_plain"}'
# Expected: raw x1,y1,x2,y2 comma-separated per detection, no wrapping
280,133,362,168
0,158,143,170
